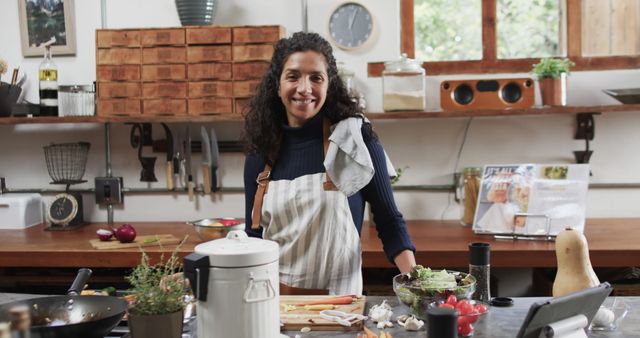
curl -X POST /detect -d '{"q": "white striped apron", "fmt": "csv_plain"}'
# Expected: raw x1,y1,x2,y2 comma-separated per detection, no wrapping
251,118,363,295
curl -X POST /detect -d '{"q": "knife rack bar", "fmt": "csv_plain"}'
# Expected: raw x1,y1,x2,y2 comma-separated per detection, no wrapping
152,139,244,153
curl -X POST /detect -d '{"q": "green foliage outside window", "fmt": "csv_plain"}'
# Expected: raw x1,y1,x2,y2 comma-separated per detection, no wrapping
414,0,562,62
497,0,561,59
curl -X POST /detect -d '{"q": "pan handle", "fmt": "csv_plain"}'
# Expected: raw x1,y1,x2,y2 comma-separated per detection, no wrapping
67,268,93,296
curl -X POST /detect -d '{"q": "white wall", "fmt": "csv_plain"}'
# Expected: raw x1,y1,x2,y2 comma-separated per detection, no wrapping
1,0,639,223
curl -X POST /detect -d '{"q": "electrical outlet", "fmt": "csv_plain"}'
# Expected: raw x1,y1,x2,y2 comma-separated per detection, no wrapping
95,177,124,205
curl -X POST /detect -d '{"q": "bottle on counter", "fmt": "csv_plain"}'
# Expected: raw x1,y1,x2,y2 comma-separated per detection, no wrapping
426,306,458,338
9,305,31,338
469,242,491,304
460,167,482,226
39,44,58,116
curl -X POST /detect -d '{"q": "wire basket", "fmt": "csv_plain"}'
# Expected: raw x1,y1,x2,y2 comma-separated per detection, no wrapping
43,142,91,185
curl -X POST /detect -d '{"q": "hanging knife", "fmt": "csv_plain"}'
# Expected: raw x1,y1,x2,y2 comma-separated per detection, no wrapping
210,127,220,192
173,130,182,189
185,126,194,200
161,123,174,190
200,126,212,194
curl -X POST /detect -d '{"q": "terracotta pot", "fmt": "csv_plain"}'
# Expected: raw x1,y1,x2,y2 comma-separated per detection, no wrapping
128,310,183,338
539,73,567,106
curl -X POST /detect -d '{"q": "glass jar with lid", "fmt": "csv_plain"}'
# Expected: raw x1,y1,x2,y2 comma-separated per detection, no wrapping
382,53,426,111
338,61,367,110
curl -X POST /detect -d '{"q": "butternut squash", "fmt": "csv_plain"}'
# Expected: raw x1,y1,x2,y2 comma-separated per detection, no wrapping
552,227,600,297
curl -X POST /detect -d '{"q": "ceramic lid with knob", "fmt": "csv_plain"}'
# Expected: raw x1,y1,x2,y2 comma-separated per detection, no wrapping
194,230,279,268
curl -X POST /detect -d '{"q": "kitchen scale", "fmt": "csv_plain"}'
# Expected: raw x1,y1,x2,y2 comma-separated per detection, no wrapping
43,142,90,230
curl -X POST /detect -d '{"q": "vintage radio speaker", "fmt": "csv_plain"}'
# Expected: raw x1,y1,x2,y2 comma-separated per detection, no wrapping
440,78,535,110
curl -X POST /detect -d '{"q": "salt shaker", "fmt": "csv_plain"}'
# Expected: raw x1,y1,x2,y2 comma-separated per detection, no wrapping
469,242,491,304
427,307,458,338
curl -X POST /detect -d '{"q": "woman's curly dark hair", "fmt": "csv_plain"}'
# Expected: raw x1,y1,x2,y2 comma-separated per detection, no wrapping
243,31,369,165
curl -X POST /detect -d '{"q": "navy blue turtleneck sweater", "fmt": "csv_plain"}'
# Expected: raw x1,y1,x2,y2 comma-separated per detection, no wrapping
244,112,415,263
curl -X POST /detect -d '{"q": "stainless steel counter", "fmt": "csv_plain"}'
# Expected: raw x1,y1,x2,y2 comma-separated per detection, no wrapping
1,294,638,337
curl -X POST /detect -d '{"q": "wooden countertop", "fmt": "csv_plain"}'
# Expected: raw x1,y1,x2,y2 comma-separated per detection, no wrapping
0,219,638,268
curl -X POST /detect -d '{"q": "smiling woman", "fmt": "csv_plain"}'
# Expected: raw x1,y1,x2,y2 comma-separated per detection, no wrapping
242,32,416,296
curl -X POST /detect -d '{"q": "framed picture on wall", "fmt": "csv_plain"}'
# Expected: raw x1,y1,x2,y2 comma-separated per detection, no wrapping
18,0,76,57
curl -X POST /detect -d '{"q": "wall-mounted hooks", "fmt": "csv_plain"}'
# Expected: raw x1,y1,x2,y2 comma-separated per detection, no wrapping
573,112,600,164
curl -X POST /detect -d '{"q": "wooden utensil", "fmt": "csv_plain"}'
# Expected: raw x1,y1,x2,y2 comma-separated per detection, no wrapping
280,295,366,331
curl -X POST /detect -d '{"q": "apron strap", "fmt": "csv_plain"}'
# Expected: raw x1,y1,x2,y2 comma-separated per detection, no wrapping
251,118,336,230
251,164,271,230
322,118,337,191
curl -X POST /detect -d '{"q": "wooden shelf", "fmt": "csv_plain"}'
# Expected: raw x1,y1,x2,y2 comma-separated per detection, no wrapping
1,104,639,124
365,103,640,119
0,114,244,125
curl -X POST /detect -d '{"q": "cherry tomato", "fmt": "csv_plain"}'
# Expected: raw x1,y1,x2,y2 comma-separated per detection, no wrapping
475,303,489,314
467,313,480,324
457,314,473,326
445,294,457,307
438,303,455,310
455,299,474,315
458,323,474,336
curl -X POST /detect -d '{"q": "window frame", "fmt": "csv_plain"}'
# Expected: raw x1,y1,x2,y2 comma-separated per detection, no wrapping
367,0,640,76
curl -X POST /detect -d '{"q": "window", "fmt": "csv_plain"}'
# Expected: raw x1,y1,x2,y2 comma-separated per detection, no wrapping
368,0,640,76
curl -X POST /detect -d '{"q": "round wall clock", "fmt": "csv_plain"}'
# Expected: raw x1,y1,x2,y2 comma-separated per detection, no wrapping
47,193,79,226
328,2,374,50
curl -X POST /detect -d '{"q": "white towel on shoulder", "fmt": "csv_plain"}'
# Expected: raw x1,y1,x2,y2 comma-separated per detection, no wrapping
323,117,397,197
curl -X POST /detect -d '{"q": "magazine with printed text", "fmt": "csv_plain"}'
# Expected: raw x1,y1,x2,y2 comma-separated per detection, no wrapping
472,164,589,236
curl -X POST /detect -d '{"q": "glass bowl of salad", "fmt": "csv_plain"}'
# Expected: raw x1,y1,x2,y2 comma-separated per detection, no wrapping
393,266,476,319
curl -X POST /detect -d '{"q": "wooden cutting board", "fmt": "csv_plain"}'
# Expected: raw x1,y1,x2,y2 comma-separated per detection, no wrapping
89,234,181,250
280,295,367,331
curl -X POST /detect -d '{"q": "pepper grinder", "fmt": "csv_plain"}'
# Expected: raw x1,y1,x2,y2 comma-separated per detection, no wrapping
469,242,491,304
427,307,458,338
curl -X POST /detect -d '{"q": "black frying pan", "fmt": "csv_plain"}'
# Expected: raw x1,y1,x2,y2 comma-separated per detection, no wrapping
0,268,128,338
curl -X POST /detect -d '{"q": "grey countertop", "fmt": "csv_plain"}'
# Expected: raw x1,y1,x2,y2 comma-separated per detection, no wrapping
1,294,638,337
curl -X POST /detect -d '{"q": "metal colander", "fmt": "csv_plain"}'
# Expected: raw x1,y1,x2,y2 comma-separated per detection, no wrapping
43,142,91,184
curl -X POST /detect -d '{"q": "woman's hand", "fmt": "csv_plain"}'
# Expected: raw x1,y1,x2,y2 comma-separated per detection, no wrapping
394,250,416,274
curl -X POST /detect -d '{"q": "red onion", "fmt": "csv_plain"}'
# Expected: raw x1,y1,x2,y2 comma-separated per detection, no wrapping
114,224,137,243
96,229,113,241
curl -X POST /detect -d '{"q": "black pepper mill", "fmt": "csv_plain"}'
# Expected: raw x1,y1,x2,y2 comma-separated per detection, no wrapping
427,307,458,338
469,242,491,304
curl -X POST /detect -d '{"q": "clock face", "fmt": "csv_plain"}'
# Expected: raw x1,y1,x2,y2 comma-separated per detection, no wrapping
329,2,373,50
48,193,78,225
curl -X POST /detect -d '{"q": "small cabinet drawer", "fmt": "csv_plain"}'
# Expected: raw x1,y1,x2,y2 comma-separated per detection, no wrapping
189,81,233,98
96,48,141,65
142,47,186,64
187,46,232,63
97,65,141,81
186,27,232,44
142,65,186,81
141,29,185,46
233,80,260,97
232,62,269,80
97,99,141,116
232,45,274,61
97,82,141,98
142,82,187,98
232,26,285,44
96,30,141,47
143,99,187,116
188,63,232,80
188,98,233,115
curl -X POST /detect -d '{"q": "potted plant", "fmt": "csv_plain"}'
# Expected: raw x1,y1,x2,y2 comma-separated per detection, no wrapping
126,243,188,338
531,58,575,106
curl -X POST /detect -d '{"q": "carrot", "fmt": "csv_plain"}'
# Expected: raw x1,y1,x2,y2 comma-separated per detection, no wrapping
363,326,378,338
297,295,356,306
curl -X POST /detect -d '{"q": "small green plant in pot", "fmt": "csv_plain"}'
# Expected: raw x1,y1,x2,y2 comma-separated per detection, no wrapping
126,242,188,338
531,58,575,106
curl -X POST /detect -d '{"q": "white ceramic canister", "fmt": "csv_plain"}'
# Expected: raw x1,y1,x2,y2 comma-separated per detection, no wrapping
184,230,285,338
